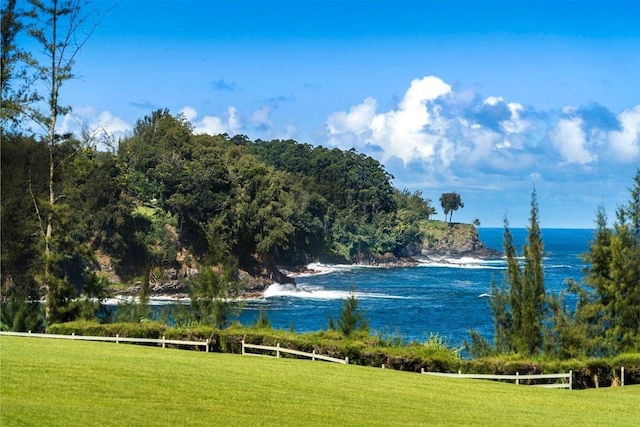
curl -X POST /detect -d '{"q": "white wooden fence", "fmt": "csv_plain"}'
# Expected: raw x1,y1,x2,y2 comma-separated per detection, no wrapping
421,368,573,389
5,331,630,389
0,330,209,351
241,340,349,365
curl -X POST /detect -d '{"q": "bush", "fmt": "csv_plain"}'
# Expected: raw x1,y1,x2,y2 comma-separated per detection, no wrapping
44,321,639,388
48,320,167,338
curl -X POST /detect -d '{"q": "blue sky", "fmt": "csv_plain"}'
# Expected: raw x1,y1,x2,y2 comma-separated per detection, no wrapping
27,0,640,228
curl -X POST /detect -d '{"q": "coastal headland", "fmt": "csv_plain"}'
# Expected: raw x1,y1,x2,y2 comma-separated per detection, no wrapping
110,221,501,299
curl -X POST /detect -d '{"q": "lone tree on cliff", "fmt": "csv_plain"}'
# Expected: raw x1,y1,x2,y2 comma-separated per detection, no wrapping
440,192,464,224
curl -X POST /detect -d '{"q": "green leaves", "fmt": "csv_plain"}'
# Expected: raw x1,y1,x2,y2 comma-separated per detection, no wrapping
487,189,546,356
569,172,640,355
333,291,369,337
439,192,464,224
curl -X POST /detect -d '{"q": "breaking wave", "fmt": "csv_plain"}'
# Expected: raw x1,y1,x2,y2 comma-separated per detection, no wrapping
296,262,379,277
418,256,505,270
103,296,190,306
263,283,407,300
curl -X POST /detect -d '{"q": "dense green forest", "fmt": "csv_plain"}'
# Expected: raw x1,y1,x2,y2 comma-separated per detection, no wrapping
0,0,440,331
0,109,438,328
1,1,638,364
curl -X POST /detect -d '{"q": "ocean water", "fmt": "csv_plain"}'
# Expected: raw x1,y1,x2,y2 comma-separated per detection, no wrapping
235,228,594,347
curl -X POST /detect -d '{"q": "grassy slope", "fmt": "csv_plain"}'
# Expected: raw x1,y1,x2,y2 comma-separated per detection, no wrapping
419,220,477,251
2,337,638,426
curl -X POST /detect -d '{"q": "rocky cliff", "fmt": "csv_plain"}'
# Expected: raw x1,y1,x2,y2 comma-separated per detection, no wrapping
420,221,501,258
103,221,500,298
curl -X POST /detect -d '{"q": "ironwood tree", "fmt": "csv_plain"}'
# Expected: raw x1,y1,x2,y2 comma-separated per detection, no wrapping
567,169,640,355
22,0,99,326
1,0,37,127
489,189,546,356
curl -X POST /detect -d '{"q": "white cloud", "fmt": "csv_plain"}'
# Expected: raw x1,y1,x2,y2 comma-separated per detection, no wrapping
321,74,638,190
402,76,452,109
326,97,377,136
326,75,452,163
278,124,299,140
325,75,536,172
608,105,640,161
179,106,198,122
227,107,242,135
484,96,503,106
92,111,131,136
195,115,228,135
250,105,274,130
184,106,243,136
502,102,529,134
54,107,132,147
550,117,596,165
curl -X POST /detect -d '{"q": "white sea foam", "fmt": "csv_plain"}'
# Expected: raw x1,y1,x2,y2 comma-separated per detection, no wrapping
298,262,376,277
103,295,189,306
417,256,505,270
263,283,407,300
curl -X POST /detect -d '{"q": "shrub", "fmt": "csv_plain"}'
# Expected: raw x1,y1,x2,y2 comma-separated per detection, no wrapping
44,321,639,388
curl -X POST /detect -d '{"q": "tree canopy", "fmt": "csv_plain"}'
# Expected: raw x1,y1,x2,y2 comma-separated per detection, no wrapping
1,106,439,330
471,174,640,359
439,192,464,224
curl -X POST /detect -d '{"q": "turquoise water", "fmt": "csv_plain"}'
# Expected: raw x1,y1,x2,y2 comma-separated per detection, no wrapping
236,228,594,346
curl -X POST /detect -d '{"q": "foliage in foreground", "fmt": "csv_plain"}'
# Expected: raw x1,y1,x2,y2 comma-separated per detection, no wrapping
46,320,640,389
473,171,640,360
2,336,640,427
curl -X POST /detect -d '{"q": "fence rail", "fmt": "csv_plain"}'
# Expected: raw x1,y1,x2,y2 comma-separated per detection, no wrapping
421,369,573,389
241,340,349,365
0,331,208,351
8,332,631,389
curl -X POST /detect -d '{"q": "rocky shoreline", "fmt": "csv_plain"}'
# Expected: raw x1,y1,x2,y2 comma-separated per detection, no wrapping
110,222,501,300
117,247,501,301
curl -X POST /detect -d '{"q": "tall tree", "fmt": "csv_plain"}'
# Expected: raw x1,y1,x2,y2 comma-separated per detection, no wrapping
519,188,545,354
572,170,640,354
24,0,98,326
184,222,242,328
489,189,546,356
0,133,46,331
439,192,464,224
1,0,37,126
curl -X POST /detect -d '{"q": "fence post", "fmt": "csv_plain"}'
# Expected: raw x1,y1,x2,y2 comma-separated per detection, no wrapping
116,333,119,344
277,343,281,358
382,364,385,369
569,370,573,390
72,332,75,340
206,338,210,353
621,367,625,387
421,367,425,374
162,336,166,349
516,372,519,385
241,339,245,355
345,357,349,365
312,349,316,361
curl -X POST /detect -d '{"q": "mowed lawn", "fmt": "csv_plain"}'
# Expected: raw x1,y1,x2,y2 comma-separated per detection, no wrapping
1,336,638,426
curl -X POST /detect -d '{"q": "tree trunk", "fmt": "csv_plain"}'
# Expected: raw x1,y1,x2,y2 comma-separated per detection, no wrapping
44,0,59,326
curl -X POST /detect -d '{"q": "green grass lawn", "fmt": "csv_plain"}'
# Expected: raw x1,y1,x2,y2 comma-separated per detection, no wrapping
1,336,638,426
